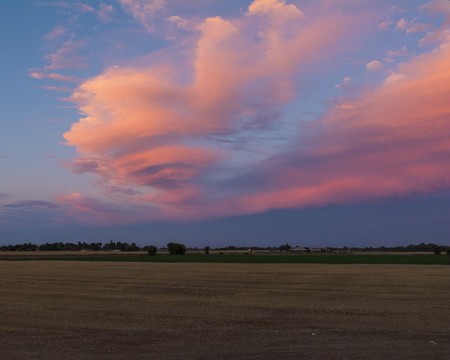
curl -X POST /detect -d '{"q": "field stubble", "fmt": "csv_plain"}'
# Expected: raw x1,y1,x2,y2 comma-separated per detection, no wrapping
0,261,448,359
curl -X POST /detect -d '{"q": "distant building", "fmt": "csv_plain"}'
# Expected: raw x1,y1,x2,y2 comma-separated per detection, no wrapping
288,246,309,252
288,246,329,253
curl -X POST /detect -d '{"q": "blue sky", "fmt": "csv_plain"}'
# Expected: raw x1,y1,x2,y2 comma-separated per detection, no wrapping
1,0,450,247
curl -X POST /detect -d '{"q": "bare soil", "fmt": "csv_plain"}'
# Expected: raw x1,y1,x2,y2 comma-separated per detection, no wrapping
0,262,448,359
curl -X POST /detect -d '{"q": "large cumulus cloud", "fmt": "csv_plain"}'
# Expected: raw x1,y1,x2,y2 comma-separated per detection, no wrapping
62,0,450,222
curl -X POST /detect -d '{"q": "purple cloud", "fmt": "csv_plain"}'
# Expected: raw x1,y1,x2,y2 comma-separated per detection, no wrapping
4,200,60,209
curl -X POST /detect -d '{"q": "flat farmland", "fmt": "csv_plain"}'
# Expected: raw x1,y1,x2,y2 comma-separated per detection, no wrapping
0,262,448,359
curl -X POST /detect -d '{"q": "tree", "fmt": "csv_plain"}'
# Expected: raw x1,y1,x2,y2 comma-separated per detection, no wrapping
204,246,210,255
279,243,291,251
433,246,441,255
147,245,157,256
167,242,186,255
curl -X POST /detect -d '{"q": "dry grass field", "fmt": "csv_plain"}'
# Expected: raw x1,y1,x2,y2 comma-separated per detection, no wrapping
0,261,448,359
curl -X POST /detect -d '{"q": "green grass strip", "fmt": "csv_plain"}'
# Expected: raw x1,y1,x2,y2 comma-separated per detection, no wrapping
1,254,449,265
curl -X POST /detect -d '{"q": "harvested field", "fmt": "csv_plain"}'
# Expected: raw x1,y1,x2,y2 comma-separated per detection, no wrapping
0,261,449,359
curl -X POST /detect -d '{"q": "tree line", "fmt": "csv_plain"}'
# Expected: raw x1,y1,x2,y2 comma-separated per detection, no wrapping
344,242,450,253
0,241,191,256
278,242,449,254
0,241,448,254
0,241,140,252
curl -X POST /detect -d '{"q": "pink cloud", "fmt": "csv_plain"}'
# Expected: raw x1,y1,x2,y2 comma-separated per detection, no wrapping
64,0,360,218
247,0,303,19
385,46,409,62
61,1,450,222
366,60,383,71
421,0,450,18
378,20,392,30
396,18,431,34
218,40,450,216
406,22,432,34
396,18,408,30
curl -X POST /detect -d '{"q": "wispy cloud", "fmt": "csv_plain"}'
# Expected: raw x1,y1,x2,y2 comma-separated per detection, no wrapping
219,40,450,216
56,192,151,224
97,3,116,23
64,157,109,175
0,193,14,201
45,39,87,70
43,25,67,41
4,200,60,209
29,71,77,82
37,1,95,13
40,85,72,93
119,0,166,31
385,46,409,62
419,0,450,44
166,15,191,30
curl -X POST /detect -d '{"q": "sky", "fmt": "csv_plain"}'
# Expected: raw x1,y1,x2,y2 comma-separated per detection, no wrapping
1,0,450,247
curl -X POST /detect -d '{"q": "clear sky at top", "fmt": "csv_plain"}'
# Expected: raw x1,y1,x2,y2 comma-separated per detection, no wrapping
1,0,449,246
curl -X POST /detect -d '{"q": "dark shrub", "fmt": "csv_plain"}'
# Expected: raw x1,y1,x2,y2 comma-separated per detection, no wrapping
167,242,186,255
433,247,441,255
204,246,210,255
147,245,157,256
